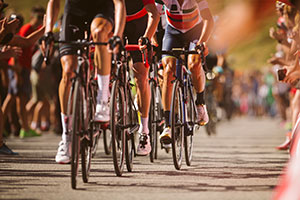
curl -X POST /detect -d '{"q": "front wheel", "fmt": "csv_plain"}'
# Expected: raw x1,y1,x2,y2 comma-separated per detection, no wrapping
149,82,157,163
184,85,195,166
70,79,82,189
110,80,125,176
170,80,184,170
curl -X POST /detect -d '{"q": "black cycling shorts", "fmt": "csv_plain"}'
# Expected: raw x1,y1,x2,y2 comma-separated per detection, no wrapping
123,15,148,64
162,22,203,56
59,3,114,57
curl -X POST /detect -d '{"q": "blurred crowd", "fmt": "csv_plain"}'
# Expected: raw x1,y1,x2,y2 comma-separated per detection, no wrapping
0,1,62,155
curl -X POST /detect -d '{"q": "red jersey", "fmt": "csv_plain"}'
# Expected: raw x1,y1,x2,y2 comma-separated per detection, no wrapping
126,0,155,22
18,24,38,70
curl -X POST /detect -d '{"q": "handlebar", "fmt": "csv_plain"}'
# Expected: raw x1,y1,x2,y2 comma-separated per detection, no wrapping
123,44,149,68
43,39,107,65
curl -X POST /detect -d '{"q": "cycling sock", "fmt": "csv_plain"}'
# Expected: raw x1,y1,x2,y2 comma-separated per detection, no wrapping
196,91,205,105
30,122,38,130
164,111,170,127
61,113,68,142
97,74,110,103
139,117,149,134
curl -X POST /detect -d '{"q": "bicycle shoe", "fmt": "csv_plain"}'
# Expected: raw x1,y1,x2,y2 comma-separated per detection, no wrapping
196,104,209,126
137,133,151,156
55,140,71,164
94,101,110,122
159,127,172,144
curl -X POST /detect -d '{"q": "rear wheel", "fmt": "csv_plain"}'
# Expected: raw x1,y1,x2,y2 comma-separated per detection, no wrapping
103,128,112,155
170,80,184,170
110,80,125,176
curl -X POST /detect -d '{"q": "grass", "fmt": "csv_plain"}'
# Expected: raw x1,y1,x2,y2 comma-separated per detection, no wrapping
228,15,278,70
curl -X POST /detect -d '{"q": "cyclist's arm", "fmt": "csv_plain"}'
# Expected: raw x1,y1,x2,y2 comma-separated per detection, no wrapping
143,1,160,40
45,0,60,33
196,1,214,44
113,0,126,38
8,25,45,48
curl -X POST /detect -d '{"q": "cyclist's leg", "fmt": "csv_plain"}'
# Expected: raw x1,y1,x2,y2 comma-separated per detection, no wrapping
55,12,83,164
186,24,209,125
90,5,114,123
125,15,151,155
160,25,181,143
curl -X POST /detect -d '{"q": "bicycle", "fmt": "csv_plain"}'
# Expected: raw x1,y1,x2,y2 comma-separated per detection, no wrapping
148,47,165,162
162,45,206,170
110,44,142,176
44,37,106,189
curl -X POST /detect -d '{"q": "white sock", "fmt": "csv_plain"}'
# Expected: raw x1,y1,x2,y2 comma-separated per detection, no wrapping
31,122,37,129
139,117,149,135
61,113,68,142
97,74,110,103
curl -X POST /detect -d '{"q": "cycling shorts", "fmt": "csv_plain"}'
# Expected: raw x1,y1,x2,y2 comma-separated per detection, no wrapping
123,14,148,63
162,22,203,57
59,4,114,57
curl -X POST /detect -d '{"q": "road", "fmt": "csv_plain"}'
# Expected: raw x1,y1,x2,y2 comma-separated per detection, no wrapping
0,117,288,200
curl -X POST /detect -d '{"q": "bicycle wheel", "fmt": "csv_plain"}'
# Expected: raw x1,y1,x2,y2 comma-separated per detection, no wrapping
170,80,184,170
184,85,195,166
110,80,126,176
149,81,157,162
125,86,137,172
103,128,112,155
155,85,164,159
81,84,93,183
71,79,82,189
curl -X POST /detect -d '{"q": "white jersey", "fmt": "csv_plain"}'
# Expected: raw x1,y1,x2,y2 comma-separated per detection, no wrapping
156,0,209,33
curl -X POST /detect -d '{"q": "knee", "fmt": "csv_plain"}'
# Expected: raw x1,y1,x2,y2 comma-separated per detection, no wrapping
61,64,74,84
92,26,108,42
163,65,175,82
135,71,148,87
189,61,201,74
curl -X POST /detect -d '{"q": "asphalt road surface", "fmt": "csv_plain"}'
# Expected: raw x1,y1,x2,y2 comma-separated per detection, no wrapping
0,117,288,200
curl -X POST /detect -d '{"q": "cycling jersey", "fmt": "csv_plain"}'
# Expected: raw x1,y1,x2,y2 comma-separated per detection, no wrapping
126,0,154,22
156,0,208,33
124,0,155,63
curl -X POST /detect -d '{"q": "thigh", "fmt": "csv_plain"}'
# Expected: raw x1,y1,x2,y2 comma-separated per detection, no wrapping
162,25,183,53
59,12,86,56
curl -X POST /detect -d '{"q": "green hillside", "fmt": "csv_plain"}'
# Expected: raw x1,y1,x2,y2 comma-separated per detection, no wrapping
228,16,278,70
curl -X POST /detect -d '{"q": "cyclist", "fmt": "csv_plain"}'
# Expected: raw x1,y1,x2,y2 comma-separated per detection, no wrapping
124,0,160,155
156,0,214,145
42,0,126,164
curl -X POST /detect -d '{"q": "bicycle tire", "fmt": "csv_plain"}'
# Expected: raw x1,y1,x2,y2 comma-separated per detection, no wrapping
170,80,184,170
71,79,81,189
103,128,112,155
149,81,157,163
81,84,92,183
110,79,126,176
184,85,195,166
125,85,137,172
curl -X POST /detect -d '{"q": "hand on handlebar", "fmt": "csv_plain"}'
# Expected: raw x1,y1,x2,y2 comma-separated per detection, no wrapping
40,32,54,65
138,36,152,51
195,42,209,57
108,35,123,54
